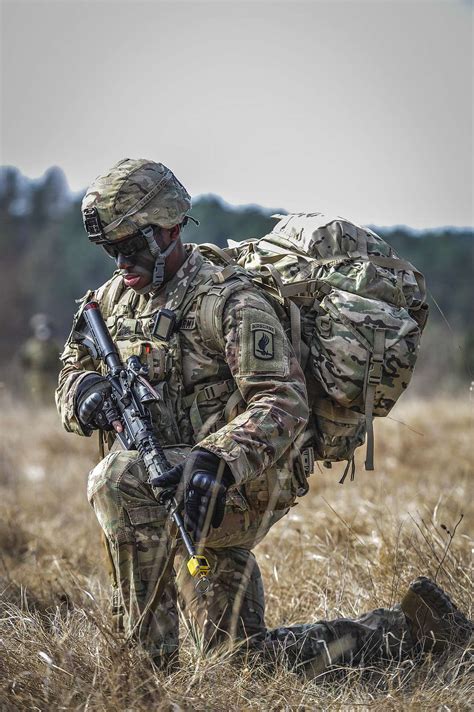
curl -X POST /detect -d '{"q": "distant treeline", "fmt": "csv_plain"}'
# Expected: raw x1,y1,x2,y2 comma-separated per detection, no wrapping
1,165,472,392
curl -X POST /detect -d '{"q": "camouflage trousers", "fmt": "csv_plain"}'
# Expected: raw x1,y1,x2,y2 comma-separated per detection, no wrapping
87,448,413,673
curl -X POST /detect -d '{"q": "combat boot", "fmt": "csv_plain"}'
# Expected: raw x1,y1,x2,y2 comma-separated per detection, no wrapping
401,576,472,653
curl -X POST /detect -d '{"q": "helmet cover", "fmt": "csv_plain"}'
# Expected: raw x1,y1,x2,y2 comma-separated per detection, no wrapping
82,158,191,242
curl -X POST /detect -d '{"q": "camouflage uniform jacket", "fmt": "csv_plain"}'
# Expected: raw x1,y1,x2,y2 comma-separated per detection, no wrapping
56,245,309,490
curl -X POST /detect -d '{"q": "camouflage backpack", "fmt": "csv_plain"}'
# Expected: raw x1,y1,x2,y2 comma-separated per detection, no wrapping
197,213,429,481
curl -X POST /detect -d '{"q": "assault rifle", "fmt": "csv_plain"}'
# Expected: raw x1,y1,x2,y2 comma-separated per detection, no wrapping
80,301,210,594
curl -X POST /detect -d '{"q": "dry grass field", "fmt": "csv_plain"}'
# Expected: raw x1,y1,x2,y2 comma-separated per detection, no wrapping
0,393,472,711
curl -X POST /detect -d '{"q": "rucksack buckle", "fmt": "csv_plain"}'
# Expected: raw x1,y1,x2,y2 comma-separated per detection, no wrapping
301,446,315,476
201,380,233,401
367,357,383,385
202,384,217,400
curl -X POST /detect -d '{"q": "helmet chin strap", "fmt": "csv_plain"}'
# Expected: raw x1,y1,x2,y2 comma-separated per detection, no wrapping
140,225,180,291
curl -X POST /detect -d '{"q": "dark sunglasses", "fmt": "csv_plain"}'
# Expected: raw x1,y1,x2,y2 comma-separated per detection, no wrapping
102,233,150,259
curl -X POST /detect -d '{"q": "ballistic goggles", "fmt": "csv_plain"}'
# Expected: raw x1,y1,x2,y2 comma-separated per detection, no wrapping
83,206,154,258
101,232,151,259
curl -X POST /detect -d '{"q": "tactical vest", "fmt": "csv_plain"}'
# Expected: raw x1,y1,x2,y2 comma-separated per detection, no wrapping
84,265,302,512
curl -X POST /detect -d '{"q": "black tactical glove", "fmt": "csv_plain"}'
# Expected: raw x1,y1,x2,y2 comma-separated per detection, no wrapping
152,448,234,542
74,373,121,433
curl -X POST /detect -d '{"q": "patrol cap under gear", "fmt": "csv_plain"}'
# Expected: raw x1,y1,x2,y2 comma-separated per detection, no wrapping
82,159,192,242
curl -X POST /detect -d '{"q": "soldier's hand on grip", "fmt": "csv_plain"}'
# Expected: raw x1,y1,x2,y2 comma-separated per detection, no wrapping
75,373,123,433
152,448,234,542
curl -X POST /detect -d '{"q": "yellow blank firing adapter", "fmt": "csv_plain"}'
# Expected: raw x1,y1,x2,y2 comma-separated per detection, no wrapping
187,555,211,594
187,555,210,578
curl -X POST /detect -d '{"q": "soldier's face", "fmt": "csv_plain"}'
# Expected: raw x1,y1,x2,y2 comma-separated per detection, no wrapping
114,228,174,291
116,246,156,291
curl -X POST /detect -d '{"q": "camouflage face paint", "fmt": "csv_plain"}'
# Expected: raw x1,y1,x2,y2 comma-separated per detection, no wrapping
116,245,156,293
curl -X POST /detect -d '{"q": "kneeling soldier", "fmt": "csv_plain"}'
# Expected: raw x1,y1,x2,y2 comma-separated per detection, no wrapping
56,159,471,672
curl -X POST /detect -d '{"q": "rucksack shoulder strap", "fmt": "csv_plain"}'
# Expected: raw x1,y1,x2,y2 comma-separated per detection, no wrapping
198,243,235,265
197,269,251,353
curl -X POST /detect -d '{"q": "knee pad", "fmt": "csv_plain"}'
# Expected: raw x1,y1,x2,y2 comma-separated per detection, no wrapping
87,450,143,504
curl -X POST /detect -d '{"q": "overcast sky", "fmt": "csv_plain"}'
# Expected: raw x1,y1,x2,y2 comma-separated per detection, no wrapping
1,0,472,228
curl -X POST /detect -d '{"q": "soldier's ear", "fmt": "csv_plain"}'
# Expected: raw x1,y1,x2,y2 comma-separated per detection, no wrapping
169,224,181,241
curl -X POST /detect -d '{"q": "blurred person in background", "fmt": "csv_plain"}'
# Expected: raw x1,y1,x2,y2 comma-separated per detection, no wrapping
55,159,471,674
20,313,60,405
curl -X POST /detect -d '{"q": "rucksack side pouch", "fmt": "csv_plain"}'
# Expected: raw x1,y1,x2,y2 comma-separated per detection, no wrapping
311,288,422,415
310,400,366,463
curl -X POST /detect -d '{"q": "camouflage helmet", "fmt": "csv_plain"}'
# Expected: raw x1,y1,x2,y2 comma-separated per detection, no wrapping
81,158,191,243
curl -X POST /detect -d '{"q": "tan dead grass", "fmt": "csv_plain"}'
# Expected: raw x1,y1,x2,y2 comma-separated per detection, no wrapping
0,392,472,710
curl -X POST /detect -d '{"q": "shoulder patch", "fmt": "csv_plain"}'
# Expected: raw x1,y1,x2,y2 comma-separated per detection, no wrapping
238,308,289,376
251,323,275,360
